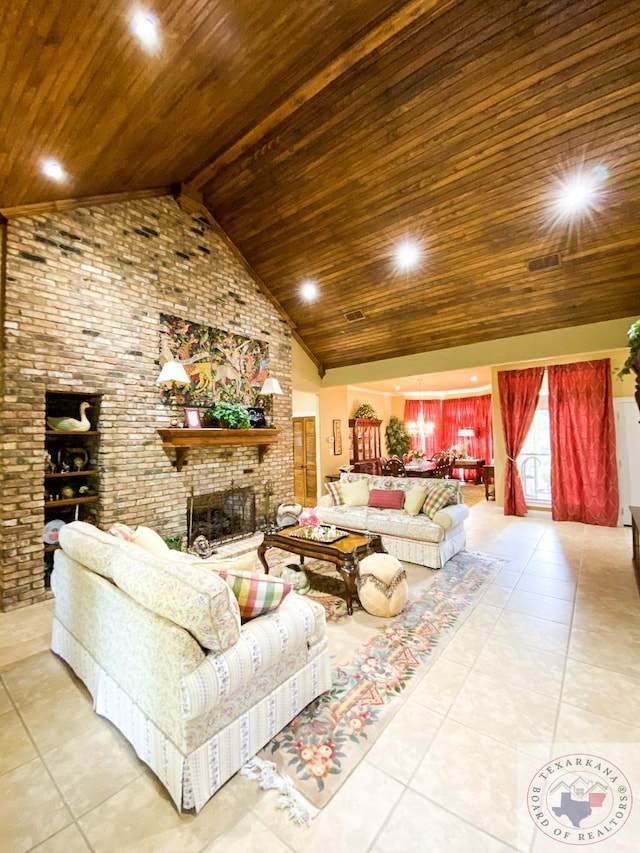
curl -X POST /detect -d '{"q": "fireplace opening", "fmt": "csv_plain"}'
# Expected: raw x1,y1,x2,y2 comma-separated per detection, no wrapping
187,483,256,550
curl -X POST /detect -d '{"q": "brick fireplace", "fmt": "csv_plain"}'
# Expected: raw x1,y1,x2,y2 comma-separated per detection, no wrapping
0,196,294,610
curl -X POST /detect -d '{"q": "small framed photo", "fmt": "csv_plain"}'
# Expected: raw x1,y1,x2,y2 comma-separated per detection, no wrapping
184,408,202,429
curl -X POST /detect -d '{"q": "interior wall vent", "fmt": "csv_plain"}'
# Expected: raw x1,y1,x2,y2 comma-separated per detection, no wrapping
527,252,561,272
344,309,367,322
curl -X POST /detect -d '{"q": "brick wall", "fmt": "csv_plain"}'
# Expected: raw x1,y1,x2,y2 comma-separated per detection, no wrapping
0,196,293,610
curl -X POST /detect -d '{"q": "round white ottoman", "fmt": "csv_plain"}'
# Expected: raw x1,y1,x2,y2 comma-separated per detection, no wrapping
357,553,408,617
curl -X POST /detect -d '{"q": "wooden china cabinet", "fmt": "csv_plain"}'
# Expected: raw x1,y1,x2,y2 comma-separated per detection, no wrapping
348,418,382,474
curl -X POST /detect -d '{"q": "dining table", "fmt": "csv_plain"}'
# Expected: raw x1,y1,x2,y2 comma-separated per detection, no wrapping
404,460,436,477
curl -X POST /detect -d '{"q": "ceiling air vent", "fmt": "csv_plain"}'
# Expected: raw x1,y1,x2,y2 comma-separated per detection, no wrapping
527,252,561,272
344,309,367,322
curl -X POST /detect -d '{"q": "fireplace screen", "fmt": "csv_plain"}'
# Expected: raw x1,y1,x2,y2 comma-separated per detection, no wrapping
187,483,256,548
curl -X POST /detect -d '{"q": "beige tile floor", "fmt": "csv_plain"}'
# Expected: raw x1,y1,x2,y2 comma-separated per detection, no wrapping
1,500,639,852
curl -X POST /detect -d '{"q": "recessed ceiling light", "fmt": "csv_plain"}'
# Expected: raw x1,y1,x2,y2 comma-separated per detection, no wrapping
470,375,478,382
394,240,421,271
300,280,318,302
550,164,608,225
41,159,66,182
131,10,160,51
394,385,401,391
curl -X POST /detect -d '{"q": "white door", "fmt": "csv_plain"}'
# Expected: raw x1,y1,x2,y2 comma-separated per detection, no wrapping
614,398,640,526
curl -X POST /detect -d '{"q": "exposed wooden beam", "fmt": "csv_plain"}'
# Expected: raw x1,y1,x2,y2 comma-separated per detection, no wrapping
189,0,452,189
0,187,171,219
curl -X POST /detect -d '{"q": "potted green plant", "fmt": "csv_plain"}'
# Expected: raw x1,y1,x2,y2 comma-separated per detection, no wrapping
617,319,640,378
353,403,377,419
618,318,640,414
385,415,411,458
210,402,252,429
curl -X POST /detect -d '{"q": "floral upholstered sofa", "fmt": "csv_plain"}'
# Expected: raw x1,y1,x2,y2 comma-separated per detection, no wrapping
51,521,331,812
315,472,470,569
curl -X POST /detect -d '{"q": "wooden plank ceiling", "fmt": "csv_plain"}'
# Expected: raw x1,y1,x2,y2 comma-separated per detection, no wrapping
1,0,639,373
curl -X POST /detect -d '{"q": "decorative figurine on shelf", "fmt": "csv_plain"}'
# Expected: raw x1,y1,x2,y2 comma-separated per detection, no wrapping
61,485,75,499
57,448,71,472
47,401,92,432
44,450,55,474
69,447,89,471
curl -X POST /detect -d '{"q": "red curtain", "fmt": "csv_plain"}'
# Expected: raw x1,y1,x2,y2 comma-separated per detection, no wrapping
442,394,494,479
498,367,545,515
547,360,619,526
405,395,493,475
404,399,443,458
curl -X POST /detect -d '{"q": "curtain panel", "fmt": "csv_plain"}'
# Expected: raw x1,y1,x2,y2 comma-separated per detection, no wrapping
498,367,545,515
443,394,494,478
404,395,494,478
404,399,443,458
547,360,619,527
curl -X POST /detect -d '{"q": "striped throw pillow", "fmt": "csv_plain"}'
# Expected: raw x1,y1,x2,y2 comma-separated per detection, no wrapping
422,485,457,519
326,481,345,505
217,569,292,621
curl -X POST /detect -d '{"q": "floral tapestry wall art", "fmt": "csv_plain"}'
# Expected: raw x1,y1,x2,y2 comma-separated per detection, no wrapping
159,314,269,408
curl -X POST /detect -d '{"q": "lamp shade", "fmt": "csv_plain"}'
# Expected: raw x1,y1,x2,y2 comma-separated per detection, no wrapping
457,427,475,437
260,377,283,395
157,360,190,386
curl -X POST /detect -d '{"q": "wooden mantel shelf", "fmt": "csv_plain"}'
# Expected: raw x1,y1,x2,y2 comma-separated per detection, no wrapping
158,428,282,471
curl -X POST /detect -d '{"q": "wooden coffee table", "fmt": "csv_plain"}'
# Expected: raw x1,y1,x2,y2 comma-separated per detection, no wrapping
258,525,386,615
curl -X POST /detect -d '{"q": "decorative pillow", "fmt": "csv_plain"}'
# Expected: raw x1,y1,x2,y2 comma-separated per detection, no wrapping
131,525,171,557
326,479,369,506
341,478,370,507
326,481,345,505
368,489,405,510
59,522,241,651
404,485,429,516
422,485,458,519
217,569,292,621
107,522,136,541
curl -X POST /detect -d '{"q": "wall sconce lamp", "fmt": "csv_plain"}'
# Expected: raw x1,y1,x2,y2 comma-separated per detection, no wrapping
157,360,191,404
258,377,283,427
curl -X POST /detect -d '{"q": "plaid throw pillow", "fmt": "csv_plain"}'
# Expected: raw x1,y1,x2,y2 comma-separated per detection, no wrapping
422,485,457,519
326,481,345,505
217,569,292,621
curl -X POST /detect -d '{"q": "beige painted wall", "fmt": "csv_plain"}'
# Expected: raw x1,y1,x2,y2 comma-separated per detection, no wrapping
321,317,636,388
293,324,637,503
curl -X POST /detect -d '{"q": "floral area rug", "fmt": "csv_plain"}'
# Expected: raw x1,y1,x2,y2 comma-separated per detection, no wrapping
256,549,503,814
458,483,487,508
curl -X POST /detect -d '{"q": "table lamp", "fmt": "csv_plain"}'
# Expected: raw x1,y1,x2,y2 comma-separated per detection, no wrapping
259,377,283,426
457,427,475,458
157,360,191,404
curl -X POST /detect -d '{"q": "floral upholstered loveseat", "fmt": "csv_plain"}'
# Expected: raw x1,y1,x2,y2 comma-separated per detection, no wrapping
315,472,470,569
51,521,331,812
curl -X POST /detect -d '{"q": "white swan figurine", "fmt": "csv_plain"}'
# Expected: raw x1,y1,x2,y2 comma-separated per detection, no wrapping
47,401,92,432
